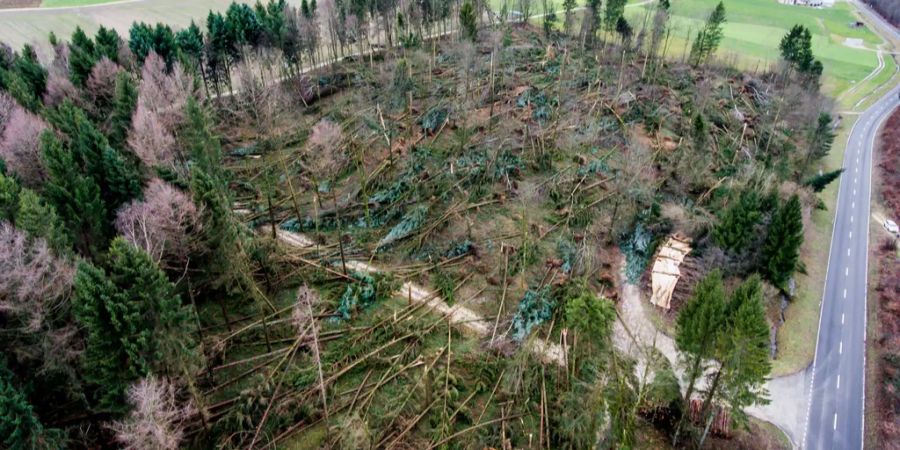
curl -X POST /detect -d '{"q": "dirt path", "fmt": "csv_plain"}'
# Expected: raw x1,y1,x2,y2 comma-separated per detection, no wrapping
612,262,809,449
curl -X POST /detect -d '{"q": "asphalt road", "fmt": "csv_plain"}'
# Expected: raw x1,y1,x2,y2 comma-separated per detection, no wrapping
803,81,899,449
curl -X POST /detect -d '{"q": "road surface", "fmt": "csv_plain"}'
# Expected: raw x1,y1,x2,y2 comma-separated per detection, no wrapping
803,81,898,449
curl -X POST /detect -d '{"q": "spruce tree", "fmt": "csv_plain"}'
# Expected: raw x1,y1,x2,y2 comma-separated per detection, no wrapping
697,275,771,447
11,45,46,102
15,189,71,255
688,1,726,67
804,169,843,193
673,269,727,445
805,113,835,169
713,190,763,253
0,172,20,222
0,359,53,450
762,195,804,290
604,0,627,34
459,1,477,42
69,26,99,86
73,238,195,412
94,26,122,62
108,71,138,150
40,131,107,256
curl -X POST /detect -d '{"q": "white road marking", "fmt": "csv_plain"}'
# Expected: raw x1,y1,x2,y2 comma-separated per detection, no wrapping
854,189,857,195
837,375,841,389
855,178,858,184
851,216,854,223
850,231,853,239
842,313,845,324
846,267,849,276
834,413,838,430
844,289,847,299
848,247,851,256
840,341,843,354
852,201,855,208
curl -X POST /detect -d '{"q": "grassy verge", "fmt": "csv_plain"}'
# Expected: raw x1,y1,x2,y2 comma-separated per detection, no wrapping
769,122,851,376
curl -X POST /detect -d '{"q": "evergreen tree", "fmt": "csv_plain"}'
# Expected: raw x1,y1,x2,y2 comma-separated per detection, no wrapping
40,131,107,256
94,25,122,62
805,113,835,169
11,45,46,102
182,98,223,175
582,0,602,47
692,112,708,148
804,169,843,193
47,101,141,215
0,359,54,450
779,24,822,86
542,0,558,37
175,21,205,65
615,16,632,43
73,238,195,412
0,172,20,222
15,189,72,255
459,0,477,42
128,22,155,63
762,194,804,290
688,1,726,67
604,0,627,34
673,269,727,445
713,190,763,253
716,276,771,423
108,71,138,150
69,26,99,86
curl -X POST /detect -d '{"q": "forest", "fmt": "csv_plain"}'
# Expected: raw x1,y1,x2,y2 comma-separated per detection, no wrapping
0,0,839,448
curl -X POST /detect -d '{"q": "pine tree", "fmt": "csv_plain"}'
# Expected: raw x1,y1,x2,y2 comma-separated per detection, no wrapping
73,238,195,412
673,269,727,445
108,71,138,150
688,1,726,67
762,195,804,290
459,1,477,42
713,190,763,252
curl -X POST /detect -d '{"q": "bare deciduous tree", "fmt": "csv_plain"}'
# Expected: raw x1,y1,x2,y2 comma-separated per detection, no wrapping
0,104,48,186
0,222,75,333
110,376,195,450
115,178,203,270
128,52,201,169
86,56,123,108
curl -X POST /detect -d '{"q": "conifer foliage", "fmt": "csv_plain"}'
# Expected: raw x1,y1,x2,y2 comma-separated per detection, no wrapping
688,1,726,67
762,194,804,290
73,238,196,412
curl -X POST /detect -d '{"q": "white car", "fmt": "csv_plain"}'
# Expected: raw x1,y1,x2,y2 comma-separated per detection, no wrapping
885,219,899,235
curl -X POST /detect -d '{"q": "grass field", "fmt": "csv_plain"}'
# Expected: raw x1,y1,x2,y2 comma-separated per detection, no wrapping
0,0,302,60
628,0,882,98
40,0,123,7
